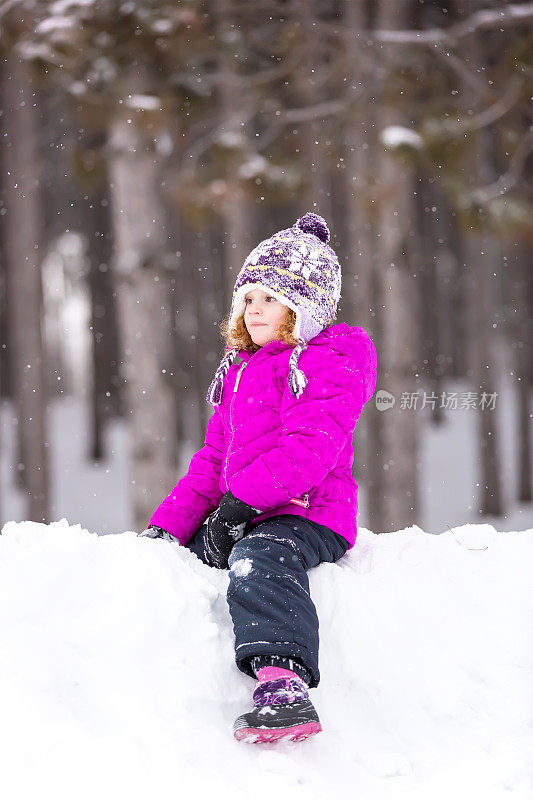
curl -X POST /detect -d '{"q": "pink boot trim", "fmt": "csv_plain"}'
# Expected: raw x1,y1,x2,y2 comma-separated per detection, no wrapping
255,666,305,684
234,720,322,744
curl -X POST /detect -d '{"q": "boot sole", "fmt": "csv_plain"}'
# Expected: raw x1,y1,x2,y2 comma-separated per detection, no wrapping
234,720,322,744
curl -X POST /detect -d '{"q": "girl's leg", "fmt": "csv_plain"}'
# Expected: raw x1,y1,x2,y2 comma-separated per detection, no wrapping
226,514,349,689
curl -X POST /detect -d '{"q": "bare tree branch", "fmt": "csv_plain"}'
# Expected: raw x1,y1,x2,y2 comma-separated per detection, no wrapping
255,75,380,153
464,78,523,131
473,130,533,202
180,106,257,173
341,2,533,45
270,98,348,125
433,44,493,99
253,99,346,150
0,0,20,22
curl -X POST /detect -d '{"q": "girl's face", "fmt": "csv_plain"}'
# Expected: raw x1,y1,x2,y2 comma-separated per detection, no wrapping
244,288,290,347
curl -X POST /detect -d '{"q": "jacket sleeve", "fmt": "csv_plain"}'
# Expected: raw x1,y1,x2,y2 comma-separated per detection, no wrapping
229,347,373,511
149,405,225,545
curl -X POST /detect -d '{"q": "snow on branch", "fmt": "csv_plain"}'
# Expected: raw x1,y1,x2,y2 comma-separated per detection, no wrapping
380,126,424,151
348,3,533,45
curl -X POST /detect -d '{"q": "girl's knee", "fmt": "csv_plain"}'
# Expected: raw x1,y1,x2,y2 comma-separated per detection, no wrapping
228,539,253,569
229,530,303,574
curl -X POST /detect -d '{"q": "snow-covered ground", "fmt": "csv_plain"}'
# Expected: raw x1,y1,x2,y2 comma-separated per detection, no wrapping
0,519,531,800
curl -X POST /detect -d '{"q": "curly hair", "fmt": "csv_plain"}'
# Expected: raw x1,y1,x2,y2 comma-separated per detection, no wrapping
219,306,299,353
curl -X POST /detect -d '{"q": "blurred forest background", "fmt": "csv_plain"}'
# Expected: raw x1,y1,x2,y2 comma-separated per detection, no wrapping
0,0,532,537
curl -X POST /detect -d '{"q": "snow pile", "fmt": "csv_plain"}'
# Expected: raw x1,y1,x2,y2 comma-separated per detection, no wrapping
0,519,531,800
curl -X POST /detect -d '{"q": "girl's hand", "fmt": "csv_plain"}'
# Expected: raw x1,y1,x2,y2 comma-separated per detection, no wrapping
218,491,263,525
138,525,175,542
203,491,262,569
203,508,243,569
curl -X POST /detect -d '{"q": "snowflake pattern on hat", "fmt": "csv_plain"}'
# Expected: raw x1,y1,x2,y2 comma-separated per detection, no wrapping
207,212,342,406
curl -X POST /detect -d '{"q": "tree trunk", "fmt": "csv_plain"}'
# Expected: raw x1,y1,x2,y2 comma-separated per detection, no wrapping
1,56,49,522
107,74,176,532
464,228,503,516
77,130,123,461
371,0,420,533
431,189,462,383
170,222,200,456
461,21,503,518
292,0,333,221
511,104,533,504
0,67,10,408
509,237,532,503
414,172,445,424
181,221,210,443
341,0,379,528
211,0,253,307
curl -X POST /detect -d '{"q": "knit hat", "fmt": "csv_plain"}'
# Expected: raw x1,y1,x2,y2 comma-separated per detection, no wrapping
206,211,341,406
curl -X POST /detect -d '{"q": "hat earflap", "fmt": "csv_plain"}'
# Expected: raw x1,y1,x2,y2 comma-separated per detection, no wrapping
206,347,239,405
287,338,309,398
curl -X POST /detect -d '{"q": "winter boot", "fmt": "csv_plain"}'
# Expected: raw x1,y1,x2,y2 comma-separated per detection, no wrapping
233,667,322,744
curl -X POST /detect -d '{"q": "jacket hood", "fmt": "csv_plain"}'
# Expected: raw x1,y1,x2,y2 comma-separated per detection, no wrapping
309,323,377,404
238,322,377,405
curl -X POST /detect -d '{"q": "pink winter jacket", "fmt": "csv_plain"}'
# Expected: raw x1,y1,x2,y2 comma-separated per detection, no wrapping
149,323,377,549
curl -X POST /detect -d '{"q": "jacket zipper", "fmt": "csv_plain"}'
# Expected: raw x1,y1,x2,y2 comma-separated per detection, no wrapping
289,493,310,508
233,361,246,392
222,361,247,487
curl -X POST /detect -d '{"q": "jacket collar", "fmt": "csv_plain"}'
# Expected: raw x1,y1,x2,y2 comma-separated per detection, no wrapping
237,339,291,362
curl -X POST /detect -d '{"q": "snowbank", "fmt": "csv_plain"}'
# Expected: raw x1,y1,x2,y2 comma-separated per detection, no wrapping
0,519,531,800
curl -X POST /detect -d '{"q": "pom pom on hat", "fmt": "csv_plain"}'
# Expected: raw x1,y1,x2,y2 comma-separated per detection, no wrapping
296,212,330,244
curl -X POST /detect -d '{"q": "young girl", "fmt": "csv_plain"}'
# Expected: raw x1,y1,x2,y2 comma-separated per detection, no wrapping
140,212,377,744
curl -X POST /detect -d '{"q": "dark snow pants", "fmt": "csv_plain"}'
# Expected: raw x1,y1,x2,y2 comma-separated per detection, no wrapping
184,514,349,688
